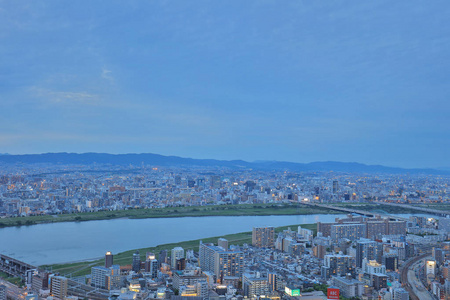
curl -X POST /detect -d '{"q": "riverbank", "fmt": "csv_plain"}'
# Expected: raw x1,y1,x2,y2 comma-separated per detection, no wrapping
41,223,316,277
0,202,433,229
0,203,337,228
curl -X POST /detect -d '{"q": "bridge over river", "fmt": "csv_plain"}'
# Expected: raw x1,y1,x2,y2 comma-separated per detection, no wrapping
0,253,110,299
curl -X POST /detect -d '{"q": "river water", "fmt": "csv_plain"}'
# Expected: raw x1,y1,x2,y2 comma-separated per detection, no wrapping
0,213,432,266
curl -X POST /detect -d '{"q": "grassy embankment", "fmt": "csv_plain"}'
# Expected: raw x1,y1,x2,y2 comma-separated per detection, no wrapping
41,223,316,277
0,271,23,287
0,203,337,228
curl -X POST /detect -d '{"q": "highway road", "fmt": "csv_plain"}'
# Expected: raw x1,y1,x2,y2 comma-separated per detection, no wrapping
0,277,26,300
400,253,433,300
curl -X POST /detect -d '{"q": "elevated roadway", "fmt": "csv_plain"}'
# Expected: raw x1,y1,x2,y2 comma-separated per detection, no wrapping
299,202,409,221
0,254,36,279
400,253,432,300
375,201,450,217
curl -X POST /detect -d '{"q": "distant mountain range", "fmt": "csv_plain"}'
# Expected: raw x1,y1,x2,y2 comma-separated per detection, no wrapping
0,152,446,174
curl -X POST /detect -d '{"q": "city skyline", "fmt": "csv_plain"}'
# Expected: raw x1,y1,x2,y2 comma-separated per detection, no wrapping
1,1,449,169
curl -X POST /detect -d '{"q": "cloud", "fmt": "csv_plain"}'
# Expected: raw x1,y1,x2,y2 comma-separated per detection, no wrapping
30,87,100,105
101,68,114,83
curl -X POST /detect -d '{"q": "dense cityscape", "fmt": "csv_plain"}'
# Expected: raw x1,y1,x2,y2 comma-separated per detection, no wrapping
0,164,450,300
0,164,449,218
1,1,449,300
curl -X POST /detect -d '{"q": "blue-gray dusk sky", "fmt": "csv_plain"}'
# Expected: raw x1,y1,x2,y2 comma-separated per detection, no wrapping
1,1,449,168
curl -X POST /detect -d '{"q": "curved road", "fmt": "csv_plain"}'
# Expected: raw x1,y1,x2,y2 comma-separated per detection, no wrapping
400,253,431,300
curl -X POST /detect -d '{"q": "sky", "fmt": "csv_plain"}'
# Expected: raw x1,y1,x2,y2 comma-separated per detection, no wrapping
0,1,449,168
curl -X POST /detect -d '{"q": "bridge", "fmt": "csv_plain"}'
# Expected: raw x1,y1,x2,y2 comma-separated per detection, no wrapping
0,254,110,299
299,202,409,221
374,201,450,217
0,254,36,279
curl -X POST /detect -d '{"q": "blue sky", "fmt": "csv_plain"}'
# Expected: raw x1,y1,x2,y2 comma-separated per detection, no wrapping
1,1,449,168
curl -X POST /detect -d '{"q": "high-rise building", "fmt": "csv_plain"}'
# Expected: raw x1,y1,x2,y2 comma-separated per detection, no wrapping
50,276,68,300
159,250,168,267
91,266,110,289
199,243,219,272
176,258,186,270
105,251,113,268
132,250,141,273
268,273,278,292
331,224,366,242
388,221,407,235
252,227,275,248
31,272,49,292
332,180,339,194
365,221,387,240
321,254,355,279
243,273,269,298
199,242,243,280
105,265,121,290
383,254,399,271
210,175,221,189
218,238,229,250
372,273,387,290
149,259,159,278
214,251,244,281
145,252,159,278
171,247,185,269
356,239,379,268
313,244,327,259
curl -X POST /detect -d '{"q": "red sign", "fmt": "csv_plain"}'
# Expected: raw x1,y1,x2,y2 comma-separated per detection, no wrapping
327,288,339,300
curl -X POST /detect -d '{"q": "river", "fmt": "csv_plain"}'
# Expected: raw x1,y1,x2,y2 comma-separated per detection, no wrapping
0,213,432,266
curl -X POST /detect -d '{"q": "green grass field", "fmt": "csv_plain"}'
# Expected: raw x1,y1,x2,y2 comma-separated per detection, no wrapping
42,223,316,277
0,271,24,287
0,203,336,228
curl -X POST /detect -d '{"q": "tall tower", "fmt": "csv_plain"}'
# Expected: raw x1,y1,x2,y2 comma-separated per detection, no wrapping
332,180,339,194
132,250,141,273
356,239,378,268
105,251,113,268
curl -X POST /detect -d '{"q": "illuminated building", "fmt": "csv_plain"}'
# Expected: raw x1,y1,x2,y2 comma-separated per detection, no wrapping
105,251,113,268
321,254,355,279
214,250,244,280
331,224,365,242
426,260,436,276
145,253,159,279
172,271,207,290
356,239,379,268
252,227,275,248
50,276,68,300
171,247,185,269
243,273,269,298
285,285,301,296
91,266,110,289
